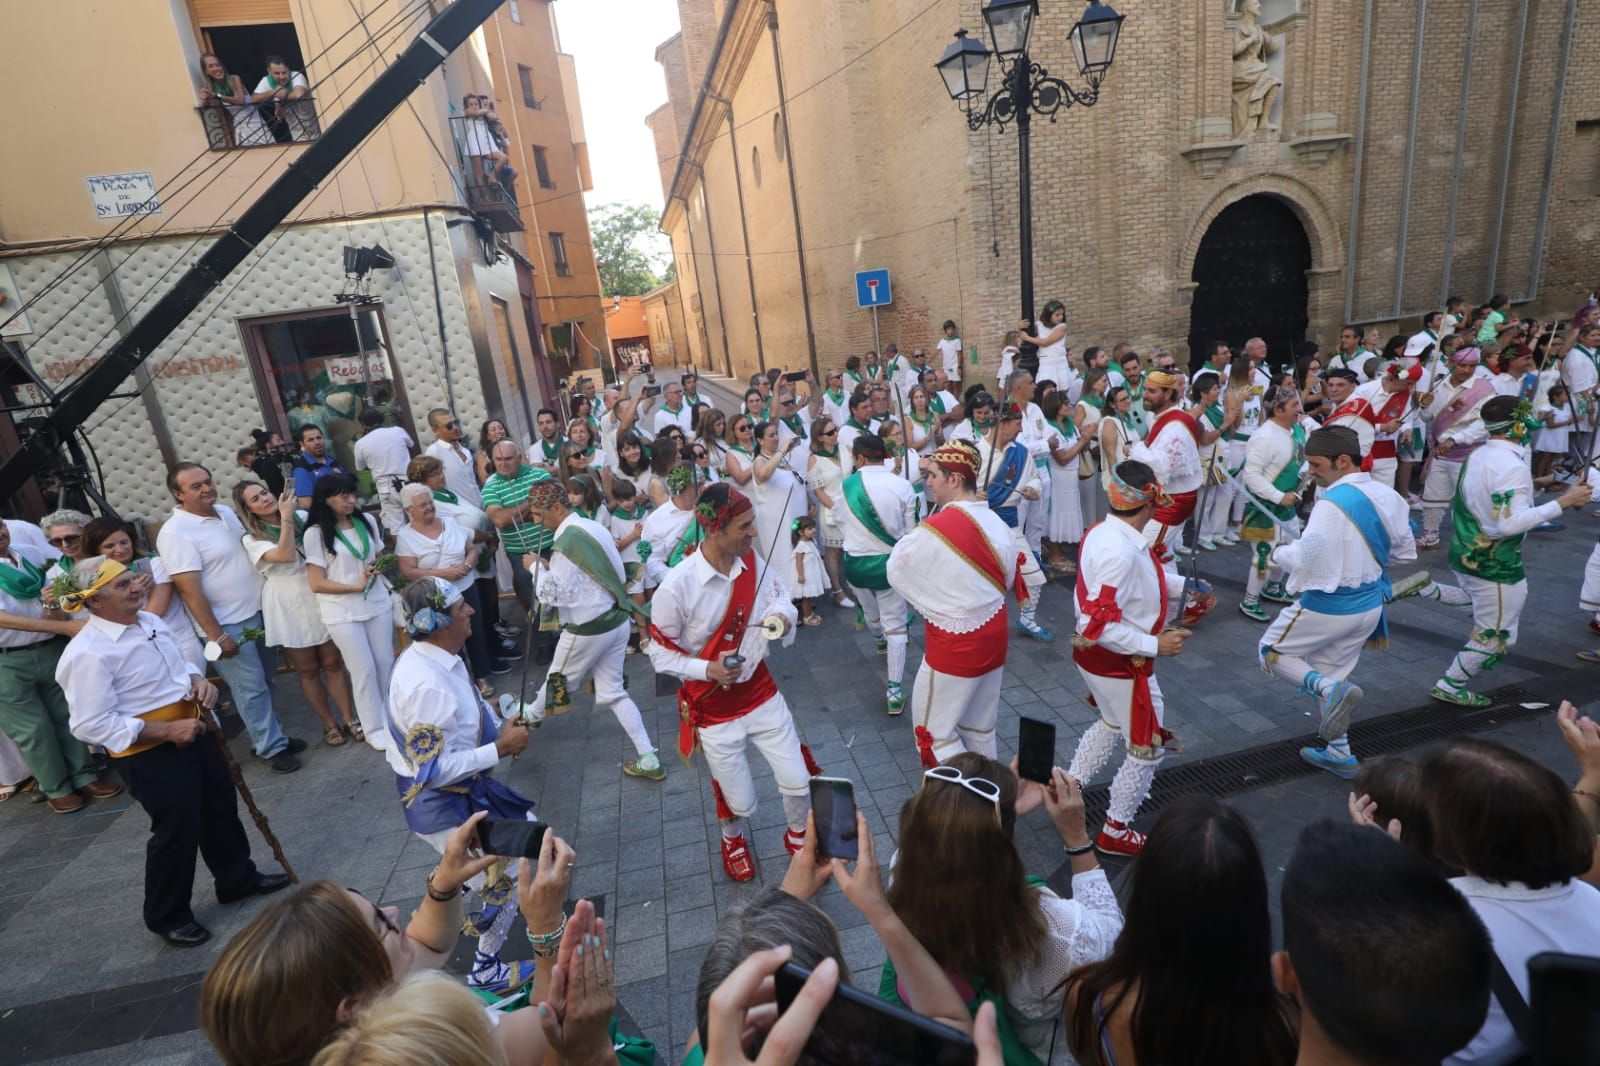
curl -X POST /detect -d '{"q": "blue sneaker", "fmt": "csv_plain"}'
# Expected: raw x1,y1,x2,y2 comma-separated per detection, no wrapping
1318,681,1363,741
469,953,536,994
1018,618,1055,643
1532,521,1566,532
1299,745,1359,779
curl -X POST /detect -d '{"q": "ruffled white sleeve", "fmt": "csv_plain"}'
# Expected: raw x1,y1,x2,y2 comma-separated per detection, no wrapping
1011,872,1124,1021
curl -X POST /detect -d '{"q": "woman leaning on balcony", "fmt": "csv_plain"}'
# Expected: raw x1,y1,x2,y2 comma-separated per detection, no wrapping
197,53,268,148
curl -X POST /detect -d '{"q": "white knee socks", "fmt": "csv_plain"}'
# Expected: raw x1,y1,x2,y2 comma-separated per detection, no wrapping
886,632,908,686
607,695,654,756
1106,753,1161,826
781,793,810,835
1068,720,1118,782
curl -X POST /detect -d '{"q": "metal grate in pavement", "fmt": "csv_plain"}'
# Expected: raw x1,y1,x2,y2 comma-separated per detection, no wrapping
1080,683,1555,826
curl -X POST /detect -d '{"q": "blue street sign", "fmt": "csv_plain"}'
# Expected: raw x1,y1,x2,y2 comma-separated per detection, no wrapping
855,269,892,308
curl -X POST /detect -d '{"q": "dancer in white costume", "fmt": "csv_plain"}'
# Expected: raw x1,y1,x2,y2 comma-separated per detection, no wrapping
1067,459,1190,857
1238,384,1307,622
839,434,918,715
1258,426,1424,780
888,441,1019,767
1429,396,1593,706
1416,346,1495,550
974,400,1052,642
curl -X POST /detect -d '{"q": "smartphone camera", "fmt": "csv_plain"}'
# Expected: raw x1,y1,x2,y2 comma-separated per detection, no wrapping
810,777,859,861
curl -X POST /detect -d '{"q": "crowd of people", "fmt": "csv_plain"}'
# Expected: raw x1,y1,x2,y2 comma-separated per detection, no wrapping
2,294,1598,1063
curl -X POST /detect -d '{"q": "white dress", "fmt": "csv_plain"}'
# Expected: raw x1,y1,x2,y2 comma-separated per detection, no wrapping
791,539,826,598
1035,319,1071,388
243,535,331,649
752,454,807,567
1046,424,1085,543
807,453,846,548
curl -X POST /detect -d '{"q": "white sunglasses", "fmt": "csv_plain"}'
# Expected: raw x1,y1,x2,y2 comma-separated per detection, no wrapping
922,765,1002,815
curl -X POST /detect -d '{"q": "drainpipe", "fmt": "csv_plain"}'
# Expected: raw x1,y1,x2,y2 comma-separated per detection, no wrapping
767,4,818,380
711,93,766,375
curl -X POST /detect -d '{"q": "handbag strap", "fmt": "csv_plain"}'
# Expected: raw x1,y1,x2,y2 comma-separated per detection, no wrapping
1489,950,1540,1064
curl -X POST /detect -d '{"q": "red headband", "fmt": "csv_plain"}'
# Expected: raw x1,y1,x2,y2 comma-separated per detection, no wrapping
930,441,981,482
696,487,753,531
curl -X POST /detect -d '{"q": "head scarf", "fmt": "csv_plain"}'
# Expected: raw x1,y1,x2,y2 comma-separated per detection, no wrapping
58,558,127,613
1305,425,1362,461
1449,346,1482,365
1144,369,1183,392
1385,362,1423,386
404,577,463,637
695,486,753,532
1483,399,1541,443
1106,467,1172,511
524,479,566,511
929,441,981,482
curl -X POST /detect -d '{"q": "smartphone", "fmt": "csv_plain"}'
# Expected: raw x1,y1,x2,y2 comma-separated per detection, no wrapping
783,369,808,382
476,818,549,858
641,384,662,398
1529,951,1600,1064
809,776,858,862
773,961,977,1066
1016,715,1056,785
278,460,295,486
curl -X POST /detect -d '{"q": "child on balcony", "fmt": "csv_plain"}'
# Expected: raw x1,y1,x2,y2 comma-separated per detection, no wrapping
462,95,515,190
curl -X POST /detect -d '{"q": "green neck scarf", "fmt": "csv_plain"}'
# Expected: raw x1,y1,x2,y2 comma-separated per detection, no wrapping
432,488,459,505
1082,394,1106,411
812,445,838,459
1048,417,1077,441
1203,402,1225,429
540,436,566,462
909,410,935,426
334,517,372,560
612,504,648,522
208,76,232,97
825,388,845,406
0,552,45,601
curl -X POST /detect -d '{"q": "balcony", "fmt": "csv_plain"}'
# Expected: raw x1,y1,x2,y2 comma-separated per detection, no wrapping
197,96,321,150
449,114,526,234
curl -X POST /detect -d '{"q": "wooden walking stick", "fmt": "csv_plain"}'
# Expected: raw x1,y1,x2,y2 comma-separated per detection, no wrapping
206,716,298,883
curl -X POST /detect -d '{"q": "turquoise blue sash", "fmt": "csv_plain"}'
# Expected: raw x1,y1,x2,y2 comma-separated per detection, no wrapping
1299,483,1393,646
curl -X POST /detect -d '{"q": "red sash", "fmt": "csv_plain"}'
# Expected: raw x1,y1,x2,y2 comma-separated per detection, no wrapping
925,504,1025,602
1072,537,1171,750
1153,489,1198,527
648,552,777,760
925,614,1008,676
1326,397,1370,425
1147,407,1200,445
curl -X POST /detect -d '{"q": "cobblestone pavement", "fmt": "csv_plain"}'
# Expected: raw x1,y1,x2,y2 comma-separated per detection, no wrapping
1,505,1595,1064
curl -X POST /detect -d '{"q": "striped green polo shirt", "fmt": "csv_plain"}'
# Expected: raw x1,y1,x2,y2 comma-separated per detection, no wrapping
480,464,555,554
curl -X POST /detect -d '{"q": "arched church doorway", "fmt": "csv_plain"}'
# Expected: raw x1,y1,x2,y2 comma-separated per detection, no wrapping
1186,195,1310,370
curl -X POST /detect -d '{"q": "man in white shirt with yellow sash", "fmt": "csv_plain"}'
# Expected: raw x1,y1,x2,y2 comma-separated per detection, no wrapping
57,557,288,948
521,479,663,781
840,434,918,715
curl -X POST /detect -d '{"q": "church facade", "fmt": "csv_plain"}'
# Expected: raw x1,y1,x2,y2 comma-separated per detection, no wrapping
645,0,1598,381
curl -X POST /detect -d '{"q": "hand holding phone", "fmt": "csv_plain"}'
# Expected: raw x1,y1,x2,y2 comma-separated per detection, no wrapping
476,817,550,858
1016,716,1056,785
810,777,859,861
783,369,809,383
773,960,978,1065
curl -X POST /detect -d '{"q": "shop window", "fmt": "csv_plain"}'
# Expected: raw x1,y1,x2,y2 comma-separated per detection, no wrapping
773,112,786,162
242,306,413,480
550,232,571,276
192,18,319,149
533,145,555,189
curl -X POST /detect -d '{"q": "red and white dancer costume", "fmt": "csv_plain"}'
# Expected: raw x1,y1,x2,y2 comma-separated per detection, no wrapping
887,442,1020,767
1417,347,1494,545
645,488,818,881
1327,364,1421,488
1130,371,1202,560
1067,472,1184,855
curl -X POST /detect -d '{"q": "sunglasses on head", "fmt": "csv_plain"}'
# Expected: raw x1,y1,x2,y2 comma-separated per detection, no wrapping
923,764,1002,819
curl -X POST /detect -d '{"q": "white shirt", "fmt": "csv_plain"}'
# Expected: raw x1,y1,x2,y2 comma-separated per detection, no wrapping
302,516,392,623
1491,372,1538,400
354,425,414,482
973,436,1041,510
839,464,918,559
425,438,484,508
1563,343,1599,397
0,544,57,648
58,611,196,754
1010,873,1125,1057
4,520,57,560
640,500,695,582
1448,876,1600,1065
1015,401,1052,462
1273,472,1416,594
1132,406,1202,495
652,404,694,438
384,641,500,785
1420,374,1492,450
1236,363,1273,437
646,549,795,684
536,513,623,626
1242,419,1304,509
937,336,962,379
1458,439,1562,543
396,518,475,593
1075,517,1174,658
155,504,263,624
888,499,1013,634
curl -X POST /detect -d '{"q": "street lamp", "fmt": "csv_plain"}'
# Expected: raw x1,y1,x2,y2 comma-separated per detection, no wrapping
936,0,1124,340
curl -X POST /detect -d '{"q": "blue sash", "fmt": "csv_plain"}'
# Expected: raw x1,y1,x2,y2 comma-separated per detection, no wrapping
985,443,1029,527
388,688,534,835
1299,484,1393,646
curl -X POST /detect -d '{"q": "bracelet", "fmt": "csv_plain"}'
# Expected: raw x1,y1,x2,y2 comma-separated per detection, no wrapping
425,871,461,903
1064,842,1095,856
526,913,568,958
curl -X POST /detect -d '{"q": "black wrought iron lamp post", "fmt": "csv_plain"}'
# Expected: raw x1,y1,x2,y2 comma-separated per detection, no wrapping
936,0,1124,332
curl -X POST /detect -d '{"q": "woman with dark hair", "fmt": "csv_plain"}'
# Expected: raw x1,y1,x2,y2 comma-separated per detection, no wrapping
474,418,510,485
1040,392,1088,574
742,387,766,424
302,475,393,751
1219,354,1258,543
1295,350,1326,419
1097,386,1135,497
749,421,806,564
1186,371,1237,551
82,516,206,672
1076,369,1109,526
1063,796,1296,1066
722,413,757,486
605,429,657,508
1018,300,1069,383
694,408,727,469
1422,738,1600,1063
885,753,1122,1060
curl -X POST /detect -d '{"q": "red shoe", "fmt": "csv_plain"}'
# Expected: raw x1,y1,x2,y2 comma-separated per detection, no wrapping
1095,820,1147,857
721,834,756,882
1589,619,1600,637
783,827,806,855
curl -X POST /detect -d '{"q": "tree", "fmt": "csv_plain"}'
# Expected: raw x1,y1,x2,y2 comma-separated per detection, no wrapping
588,202,672,297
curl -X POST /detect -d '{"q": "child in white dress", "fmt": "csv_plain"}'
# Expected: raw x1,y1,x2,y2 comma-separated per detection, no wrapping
1533,382,1574,480
791,516,825,626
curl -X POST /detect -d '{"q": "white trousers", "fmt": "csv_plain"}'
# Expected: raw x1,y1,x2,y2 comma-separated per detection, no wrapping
1459,573,1529,645
1421,457,1462,535
324,612,394,751
1367,456,1397,490
376,483,407,535
1078,470,1103,529
698,692,811,818
1260,602,1379,684
1582,543,1600,621
1007,525,1045,609
526,623,653,756
1020,465,1051,554
1198,480,1231,542
912,662,1003,763
1074,668,1166,745
850,584,910,687
1226,439,1249,523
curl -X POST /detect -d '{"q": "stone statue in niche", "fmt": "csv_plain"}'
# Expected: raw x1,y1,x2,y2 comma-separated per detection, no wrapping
1232,0,1282,135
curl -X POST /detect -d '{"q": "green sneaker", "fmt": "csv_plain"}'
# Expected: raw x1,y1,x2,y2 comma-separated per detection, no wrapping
886,683,905,716
1260,581,1295,605
1389,570,1431,601
874,636,887,654
1239,598,1270,622
1429,683,1490,709
623,751,666,781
